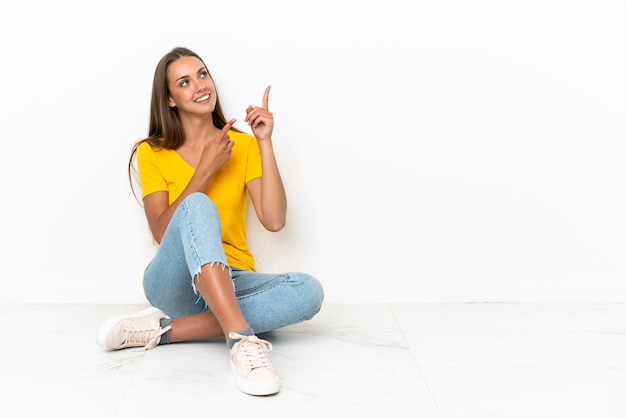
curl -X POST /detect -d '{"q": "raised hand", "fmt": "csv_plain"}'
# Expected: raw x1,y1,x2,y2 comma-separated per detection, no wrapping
244,85,274,142
198,118,236,175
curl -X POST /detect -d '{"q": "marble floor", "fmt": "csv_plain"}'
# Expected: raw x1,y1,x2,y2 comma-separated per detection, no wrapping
1,302,625,418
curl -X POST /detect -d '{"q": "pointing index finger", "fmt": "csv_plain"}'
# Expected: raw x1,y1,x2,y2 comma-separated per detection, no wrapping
262,85,271,109
223,118,236,133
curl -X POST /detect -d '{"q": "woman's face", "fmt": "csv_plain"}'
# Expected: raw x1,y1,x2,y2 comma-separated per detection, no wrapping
166,55,217,116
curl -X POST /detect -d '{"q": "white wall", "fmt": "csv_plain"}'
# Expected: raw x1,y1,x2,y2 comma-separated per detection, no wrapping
0,0,624,304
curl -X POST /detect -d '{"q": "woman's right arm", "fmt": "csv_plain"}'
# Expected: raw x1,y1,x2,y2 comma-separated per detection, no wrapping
143,120,236,243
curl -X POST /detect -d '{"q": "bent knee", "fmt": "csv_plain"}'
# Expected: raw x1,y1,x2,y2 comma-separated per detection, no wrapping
290,272,324,318
184,192,215,210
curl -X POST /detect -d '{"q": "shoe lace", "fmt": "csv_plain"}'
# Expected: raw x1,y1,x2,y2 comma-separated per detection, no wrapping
229,332,273,371
126,324,172,352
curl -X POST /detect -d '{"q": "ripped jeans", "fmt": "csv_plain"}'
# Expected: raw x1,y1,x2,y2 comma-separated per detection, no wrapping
142,193,324,334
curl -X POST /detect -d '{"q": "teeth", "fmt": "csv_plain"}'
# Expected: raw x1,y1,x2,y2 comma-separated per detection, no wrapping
196,94,210,102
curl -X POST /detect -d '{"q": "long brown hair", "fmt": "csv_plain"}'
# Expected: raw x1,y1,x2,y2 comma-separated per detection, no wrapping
128,47,240,202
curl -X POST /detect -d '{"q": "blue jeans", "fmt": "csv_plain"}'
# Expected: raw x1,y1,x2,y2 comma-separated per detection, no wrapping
142,193,324,334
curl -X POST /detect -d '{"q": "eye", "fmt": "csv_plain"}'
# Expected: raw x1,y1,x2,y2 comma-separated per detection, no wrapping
200,70,209,78
179,79,189,87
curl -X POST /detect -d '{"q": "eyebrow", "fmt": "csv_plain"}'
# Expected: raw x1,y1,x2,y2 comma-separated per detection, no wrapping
175,66,207,83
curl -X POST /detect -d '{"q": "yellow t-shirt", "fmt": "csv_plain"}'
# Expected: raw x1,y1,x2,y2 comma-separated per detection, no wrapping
136,130,262,271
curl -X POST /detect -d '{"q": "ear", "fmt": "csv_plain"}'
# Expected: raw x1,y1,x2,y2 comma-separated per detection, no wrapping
168,96,176,108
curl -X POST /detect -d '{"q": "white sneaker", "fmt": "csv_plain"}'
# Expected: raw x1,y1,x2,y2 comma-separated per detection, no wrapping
229,332,280,395
96,307,171,351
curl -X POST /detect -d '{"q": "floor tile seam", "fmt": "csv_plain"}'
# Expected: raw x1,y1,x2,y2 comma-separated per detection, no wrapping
389,303,445,418
111,352,148,418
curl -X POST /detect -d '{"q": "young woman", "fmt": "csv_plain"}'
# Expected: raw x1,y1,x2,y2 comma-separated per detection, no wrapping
96,47,324,396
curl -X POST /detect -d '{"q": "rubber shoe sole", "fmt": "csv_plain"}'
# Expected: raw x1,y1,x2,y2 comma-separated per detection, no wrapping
96,307,163,349
230,360,280,396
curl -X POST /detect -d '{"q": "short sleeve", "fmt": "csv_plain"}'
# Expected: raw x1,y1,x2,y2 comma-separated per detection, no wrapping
245,136,262,184
137,141,168,199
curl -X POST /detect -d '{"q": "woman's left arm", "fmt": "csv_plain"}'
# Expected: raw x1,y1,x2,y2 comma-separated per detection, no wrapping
245,86,287,232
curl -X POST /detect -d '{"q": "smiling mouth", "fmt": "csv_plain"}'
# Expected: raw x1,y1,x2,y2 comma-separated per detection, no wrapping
195,94,210,103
